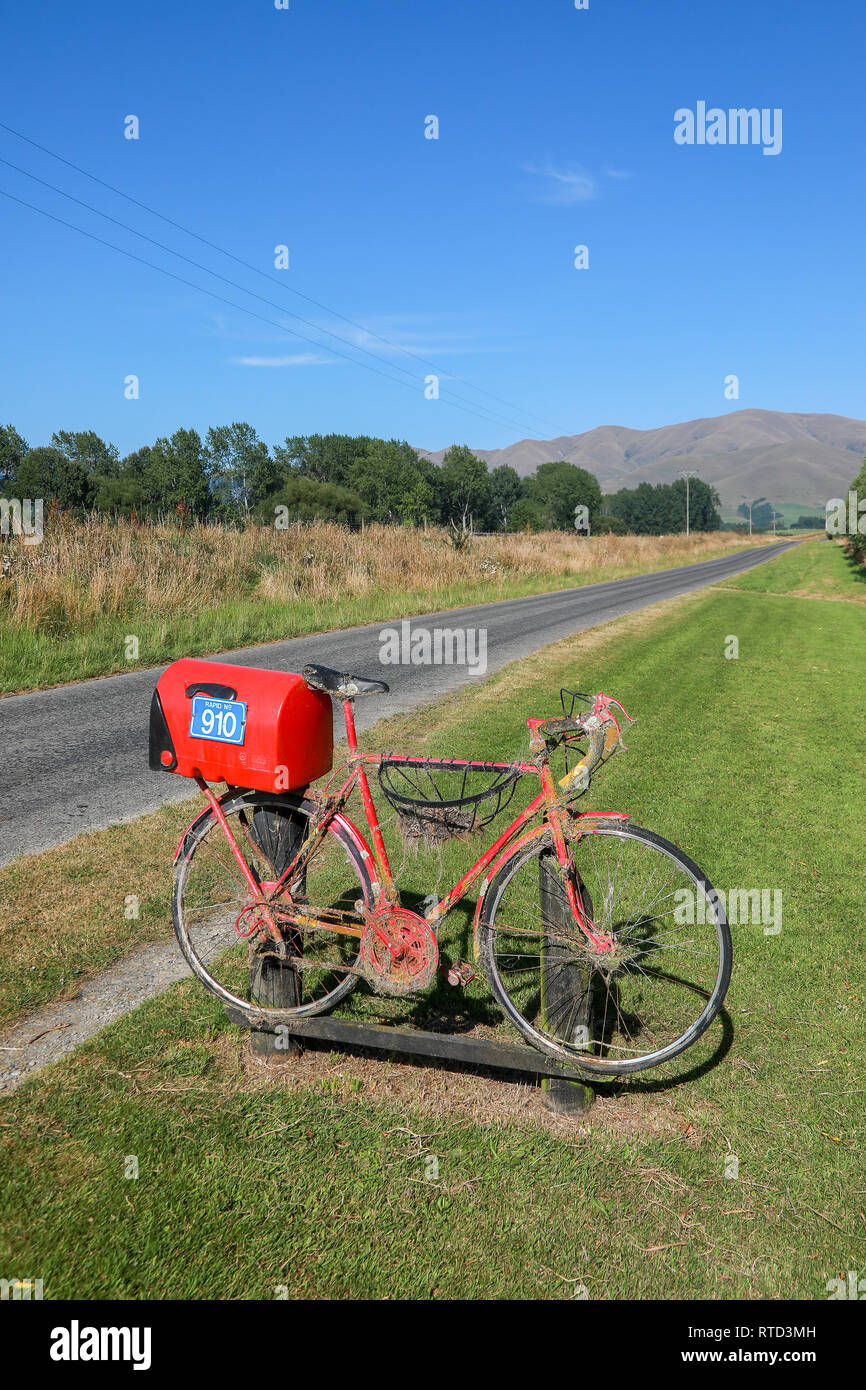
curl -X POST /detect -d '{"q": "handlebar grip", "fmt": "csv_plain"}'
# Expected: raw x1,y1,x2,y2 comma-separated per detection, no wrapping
537,716,585,738
558,719,620,793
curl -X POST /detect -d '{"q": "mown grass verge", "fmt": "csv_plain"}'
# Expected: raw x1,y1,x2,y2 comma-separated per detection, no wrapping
0,538,863,1298
715,534,866,602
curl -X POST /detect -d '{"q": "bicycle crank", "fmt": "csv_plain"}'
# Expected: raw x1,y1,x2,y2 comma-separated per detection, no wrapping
360,907,438,996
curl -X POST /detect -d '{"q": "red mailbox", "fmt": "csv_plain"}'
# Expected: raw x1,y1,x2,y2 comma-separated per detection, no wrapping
149,658,333,793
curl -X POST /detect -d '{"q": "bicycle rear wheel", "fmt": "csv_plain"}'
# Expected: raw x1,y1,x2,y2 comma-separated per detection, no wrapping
172,791,372,1019
478,822,732,1075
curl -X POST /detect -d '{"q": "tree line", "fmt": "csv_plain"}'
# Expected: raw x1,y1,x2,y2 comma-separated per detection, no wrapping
847,456,866,564
0,421,722,534
604,477,721,535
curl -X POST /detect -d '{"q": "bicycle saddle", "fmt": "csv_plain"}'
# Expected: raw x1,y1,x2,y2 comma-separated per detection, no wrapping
302,662,390,699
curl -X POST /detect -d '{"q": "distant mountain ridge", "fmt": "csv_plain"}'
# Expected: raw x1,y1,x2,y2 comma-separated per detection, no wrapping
417,409,866,510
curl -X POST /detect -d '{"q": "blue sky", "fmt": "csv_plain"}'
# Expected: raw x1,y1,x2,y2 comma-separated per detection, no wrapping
1,0,863,457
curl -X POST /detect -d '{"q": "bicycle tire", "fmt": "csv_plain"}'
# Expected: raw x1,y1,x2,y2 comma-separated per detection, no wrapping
478,822,733,1075
172,790,372,1019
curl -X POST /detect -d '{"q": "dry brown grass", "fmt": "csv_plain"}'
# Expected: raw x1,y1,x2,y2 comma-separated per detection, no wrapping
236,1032,694,1142
0,515,765,631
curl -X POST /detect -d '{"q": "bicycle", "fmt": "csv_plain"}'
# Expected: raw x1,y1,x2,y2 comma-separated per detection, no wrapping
161,661,732,1076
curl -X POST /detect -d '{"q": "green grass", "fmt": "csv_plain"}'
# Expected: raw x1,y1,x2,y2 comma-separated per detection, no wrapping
0,803,196,1024
716,535,866,600
1,539,863,1298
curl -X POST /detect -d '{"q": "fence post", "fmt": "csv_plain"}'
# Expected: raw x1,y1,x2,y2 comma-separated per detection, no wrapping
538,852,594,1116
249,807,304,1060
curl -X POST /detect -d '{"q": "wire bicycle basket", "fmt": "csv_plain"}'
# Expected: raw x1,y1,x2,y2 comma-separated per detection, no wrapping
378,757,523,841
558,688,591,780
560,687,592,722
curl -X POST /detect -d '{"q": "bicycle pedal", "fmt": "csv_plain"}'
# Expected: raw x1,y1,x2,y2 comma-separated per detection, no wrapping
447,960,477,987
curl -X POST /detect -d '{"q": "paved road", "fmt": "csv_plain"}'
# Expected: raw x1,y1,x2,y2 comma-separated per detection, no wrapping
0,541,794,865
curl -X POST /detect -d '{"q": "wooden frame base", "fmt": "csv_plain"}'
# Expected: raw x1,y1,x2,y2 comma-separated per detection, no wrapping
225,1006,595,1114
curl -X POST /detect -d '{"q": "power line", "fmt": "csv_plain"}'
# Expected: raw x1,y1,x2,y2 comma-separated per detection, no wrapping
0,154,540,439
0,120,566,438
1,185,561,441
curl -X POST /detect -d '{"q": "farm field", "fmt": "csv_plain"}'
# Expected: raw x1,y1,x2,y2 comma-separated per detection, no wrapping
0,538,863,1299
0,518,766,693
718,502,824,528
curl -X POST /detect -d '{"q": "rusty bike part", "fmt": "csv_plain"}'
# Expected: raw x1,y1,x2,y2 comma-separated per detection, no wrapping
359,906,439,995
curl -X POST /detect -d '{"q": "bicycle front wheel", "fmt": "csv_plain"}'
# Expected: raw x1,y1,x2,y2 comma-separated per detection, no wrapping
478,822,732,1075
172,790,372,1020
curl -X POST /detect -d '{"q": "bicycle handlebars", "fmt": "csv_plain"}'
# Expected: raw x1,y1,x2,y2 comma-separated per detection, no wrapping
557,715,622,795
530,692,635,798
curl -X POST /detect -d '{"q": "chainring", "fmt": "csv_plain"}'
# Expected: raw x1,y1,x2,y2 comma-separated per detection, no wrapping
360,907,438,996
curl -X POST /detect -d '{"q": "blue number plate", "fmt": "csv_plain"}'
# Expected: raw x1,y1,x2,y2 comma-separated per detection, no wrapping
189,696,247,746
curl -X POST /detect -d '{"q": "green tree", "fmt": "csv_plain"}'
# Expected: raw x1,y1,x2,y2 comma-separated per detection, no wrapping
144,429,210,516
608,478,720,534
678,477,721,532
51,430,121,477
14,447,90,510
505,497,545,532
257,477,368,526
91,476,146,515
348,439,435,523
273,434,372,488
594,513,629,535
847,456,866,562
437,445,492,527
489,464,523,529
205,422,274,517
524,461,603,531
119,447,154,487
737,497,773,529
0,423,29,484
607,481,661,533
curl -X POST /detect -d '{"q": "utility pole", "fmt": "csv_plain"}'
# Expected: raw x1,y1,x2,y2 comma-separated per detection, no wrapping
740,496,754,535
680,470,697,536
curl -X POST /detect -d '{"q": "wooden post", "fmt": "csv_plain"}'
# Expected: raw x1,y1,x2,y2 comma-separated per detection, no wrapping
249,807,304,1060
538,852,594,1116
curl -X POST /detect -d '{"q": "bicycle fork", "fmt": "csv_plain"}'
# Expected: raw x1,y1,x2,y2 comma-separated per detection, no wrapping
539,762,617,955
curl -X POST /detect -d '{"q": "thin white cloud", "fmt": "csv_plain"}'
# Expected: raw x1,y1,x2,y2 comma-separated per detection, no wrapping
231,353,337,367
604,168,633,180
223,315,517,366
525,162,598,204
308,317,516,359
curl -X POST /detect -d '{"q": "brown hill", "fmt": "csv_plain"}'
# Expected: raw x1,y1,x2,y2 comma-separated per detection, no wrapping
417,409,866,509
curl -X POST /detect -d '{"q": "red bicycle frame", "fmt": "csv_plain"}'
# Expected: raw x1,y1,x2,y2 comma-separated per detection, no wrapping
190,693,630,959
